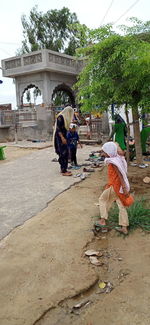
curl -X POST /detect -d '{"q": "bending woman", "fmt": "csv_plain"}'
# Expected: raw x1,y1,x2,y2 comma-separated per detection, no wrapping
96,142,134,235
109,114,127,151
54,106,74,176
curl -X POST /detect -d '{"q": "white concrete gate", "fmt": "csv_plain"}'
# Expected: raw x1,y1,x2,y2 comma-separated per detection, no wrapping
1,49,83,108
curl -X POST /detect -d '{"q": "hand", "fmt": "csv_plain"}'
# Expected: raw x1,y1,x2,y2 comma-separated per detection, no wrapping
123,190,130,198
61,137,67,145
104,184,108,190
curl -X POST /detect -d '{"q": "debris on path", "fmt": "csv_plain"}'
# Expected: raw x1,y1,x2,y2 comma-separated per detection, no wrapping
143,176,150,183
84,249,103,257
71,300,92,314
89,256,104,266
98,281,114,294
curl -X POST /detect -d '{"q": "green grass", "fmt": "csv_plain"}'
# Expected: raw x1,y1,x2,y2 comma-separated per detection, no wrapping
94,199,150,232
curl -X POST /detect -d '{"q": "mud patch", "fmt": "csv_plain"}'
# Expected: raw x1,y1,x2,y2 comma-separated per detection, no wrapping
128,165,150,196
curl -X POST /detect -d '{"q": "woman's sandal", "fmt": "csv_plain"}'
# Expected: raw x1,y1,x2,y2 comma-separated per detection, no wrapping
115,227,128,235
62,171,72,176
94,222,108,233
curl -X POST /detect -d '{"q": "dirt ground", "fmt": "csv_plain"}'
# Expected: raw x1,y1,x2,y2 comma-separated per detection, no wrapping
0,146,150,325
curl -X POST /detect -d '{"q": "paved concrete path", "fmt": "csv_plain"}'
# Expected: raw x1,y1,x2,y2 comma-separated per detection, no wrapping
0,145,99,240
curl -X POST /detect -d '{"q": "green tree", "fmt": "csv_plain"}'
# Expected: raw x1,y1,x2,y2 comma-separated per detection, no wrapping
64,22,91,56
17,6,89,55
75,29,150,164
119,17,150,43
26,89,31,106
33,87,41,106
52,91,70,106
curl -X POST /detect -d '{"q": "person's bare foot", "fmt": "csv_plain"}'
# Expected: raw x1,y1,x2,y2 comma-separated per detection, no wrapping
94,218,108,232
97,218,106,226
115,226,128,235
62,171,72,176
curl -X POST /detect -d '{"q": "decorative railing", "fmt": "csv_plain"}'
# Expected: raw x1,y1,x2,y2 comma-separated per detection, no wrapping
0,110,37,126
3,50,84,72
5,58,21,70
23,53,42,66
49,53,76,67
0,111,15,126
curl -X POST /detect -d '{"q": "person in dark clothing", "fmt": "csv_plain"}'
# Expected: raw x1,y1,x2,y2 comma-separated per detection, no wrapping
67,123,82,166
54,106,74,176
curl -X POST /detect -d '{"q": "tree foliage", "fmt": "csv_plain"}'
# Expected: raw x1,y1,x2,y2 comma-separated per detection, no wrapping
52,91,70,106
76,32,150,111
119,17,150,43
17,6,90,55
75,22,150,163
23,87,41,106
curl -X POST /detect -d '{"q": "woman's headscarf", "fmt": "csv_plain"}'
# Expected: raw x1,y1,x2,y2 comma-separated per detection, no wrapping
53,106,74,144
57,106,74,130
102,142,117,157
102,141,130,192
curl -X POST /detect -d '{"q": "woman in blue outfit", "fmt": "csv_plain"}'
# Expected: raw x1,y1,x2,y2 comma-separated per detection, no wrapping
54,106,74,176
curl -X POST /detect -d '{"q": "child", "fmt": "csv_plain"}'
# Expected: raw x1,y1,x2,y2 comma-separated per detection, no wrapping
67,123,82,166
95,142,134,235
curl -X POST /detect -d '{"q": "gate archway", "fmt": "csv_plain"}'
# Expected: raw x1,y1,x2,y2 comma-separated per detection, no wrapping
52,83,75,108
21,84,42,108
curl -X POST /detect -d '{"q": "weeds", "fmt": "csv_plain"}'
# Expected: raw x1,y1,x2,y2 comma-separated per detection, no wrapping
94,198,150,232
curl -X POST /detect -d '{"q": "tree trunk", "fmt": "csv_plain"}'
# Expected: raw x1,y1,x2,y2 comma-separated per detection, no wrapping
124,104,130,166
132,107,143,165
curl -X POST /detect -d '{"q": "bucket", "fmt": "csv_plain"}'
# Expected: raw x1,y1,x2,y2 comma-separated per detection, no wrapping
0,146,6,160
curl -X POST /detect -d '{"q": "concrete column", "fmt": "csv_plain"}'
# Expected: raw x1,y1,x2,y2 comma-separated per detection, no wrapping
15,79,22,108
42,72,53,106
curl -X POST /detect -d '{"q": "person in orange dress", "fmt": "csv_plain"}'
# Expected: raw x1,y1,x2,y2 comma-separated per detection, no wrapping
96,142,134,235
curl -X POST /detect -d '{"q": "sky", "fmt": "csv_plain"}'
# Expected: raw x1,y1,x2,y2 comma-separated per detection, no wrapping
0,0,150,108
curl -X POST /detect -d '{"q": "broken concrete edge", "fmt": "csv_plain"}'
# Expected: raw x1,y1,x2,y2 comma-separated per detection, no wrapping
0,175,88,241
0,142,53,150
14,144,53,150
32,275,99,325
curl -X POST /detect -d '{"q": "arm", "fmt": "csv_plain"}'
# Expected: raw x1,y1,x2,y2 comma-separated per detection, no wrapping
113,165,129,197
108,126,115,141
115,142,125,156
59,132,67,144
57,116,67,144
